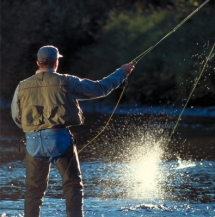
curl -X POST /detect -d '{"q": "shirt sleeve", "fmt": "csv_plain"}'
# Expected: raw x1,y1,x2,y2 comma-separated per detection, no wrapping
67,68,127,100
11,84,22,128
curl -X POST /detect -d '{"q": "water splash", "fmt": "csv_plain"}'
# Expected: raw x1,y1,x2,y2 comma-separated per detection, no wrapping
122,143,165,200
103,120,171,201
176,157,196,169
88,113,173,200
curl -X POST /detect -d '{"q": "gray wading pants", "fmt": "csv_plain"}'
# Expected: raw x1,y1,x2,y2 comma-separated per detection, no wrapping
25,144,84,217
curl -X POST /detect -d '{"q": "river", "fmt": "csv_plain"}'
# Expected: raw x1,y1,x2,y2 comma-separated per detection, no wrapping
0,108,215,216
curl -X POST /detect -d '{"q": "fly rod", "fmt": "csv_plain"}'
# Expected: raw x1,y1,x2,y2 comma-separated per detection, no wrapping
131,0,210,64
78,0,211,154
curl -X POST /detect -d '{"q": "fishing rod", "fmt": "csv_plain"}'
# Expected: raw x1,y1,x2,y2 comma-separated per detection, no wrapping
131,0,210,64
78,0,211,154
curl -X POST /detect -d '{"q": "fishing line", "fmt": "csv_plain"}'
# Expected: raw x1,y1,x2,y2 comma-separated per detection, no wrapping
168,43,215,143
78,87,126,154
77,0,210,154
65,88,124,174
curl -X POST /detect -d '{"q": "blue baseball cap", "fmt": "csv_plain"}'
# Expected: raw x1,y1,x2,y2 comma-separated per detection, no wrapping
37,45,63,63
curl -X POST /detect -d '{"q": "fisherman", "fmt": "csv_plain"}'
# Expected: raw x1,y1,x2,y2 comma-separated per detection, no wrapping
11,45,135,217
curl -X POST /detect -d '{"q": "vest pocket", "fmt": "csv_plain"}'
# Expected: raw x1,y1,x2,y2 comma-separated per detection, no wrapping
22,105,43,126
48,104,67,125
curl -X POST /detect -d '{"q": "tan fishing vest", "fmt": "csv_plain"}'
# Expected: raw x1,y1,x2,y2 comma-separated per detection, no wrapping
18,70,84,132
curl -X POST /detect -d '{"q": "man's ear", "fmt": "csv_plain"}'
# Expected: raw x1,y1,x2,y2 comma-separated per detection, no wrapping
54,60,59,69
36,60,39,67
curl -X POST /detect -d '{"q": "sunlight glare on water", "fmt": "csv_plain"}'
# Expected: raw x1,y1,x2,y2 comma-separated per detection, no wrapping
118,132,167,200
130,145,163,189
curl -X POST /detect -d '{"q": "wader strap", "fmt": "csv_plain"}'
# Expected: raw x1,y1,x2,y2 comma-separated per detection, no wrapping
18,137,26,154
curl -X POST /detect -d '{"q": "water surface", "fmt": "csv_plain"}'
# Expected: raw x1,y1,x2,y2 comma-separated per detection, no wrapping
1,109,215,216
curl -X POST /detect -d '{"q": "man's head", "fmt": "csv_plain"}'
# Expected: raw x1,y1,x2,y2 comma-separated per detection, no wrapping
37,45,63,69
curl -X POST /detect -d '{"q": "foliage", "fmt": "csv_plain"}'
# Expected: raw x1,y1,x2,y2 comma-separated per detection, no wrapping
72,7,215,106
1,0,115,98
1,0,215,107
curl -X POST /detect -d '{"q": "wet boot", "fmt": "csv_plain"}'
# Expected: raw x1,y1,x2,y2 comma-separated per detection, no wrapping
56,144,84,217
25,151,50,217
67,210,84,217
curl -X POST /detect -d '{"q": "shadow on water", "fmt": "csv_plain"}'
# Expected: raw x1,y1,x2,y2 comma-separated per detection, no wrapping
0,108,215,216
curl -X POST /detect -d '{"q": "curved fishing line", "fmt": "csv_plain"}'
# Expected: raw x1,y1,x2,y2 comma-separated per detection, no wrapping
168,43,215,143
131,0,210,64
77,0,210,154
78,87,126,154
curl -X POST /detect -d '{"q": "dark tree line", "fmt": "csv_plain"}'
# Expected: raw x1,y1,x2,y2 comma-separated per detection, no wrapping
1,0,215,106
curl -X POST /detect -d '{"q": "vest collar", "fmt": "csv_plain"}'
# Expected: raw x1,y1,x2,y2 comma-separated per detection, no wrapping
36,68,56,74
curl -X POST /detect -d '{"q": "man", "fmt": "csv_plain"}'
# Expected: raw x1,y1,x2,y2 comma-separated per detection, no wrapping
11,45,135,217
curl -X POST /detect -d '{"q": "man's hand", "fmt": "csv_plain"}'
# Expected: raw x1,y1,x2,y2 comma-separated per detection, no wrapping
120,62,136,76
